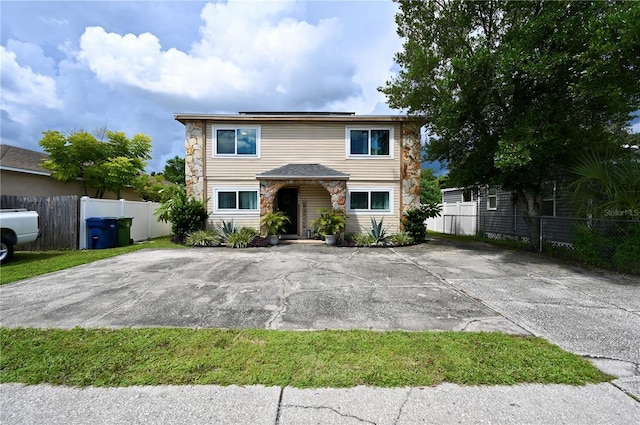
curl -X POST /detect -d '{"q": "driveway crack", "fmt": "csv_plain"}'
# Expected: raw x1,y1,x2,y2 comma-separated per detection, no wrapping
393,387,412,424
266,272,292,329
281,404,377,424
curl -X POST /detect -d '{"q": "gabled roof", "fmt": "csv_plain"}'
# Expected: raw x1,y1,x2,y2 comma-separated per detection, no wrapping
0,145,50,176
256,163,349,180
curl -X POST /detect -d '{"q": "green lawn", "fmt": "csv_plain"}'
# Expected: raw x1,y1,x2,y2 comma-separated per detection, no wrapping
0,327,610,388
0,237,182,285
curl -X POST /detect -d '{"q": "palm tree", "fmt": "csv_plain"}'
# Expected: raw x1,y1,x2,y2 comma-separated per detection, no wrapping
571,149,640,219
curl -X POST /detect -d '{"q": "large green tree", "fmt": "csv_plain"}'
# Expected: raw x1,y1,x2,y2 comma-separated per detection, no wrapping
420,167,445,205
162,155,186,186
381,0,640,250
39,129,152,198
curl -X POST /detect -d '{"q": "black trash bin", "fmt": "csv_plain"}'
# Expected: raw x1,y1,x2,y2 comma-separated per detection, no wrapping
86,217,118,249
116,217,134,247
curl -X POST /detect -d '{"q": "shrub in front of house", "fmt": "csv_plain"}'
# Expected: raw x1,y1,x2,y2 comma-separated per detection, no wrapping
403,203,442,243
155,185,209,244
348,231,414,247
184,230,223,247
389,231,414,246
613,226,640,274
225,227,258,248
352,233,375,247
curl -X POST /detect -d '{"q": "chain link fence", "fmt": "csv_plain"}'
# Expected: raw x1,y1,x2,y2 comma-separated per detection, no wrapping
539,216,640,274
430,213,640,275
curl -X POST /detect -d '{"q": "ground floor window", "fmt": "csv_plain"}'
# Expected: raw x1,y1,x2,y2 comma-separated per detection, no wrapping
487,187,498,210
348,189,392,213
214,188,259,212
542,181,556,216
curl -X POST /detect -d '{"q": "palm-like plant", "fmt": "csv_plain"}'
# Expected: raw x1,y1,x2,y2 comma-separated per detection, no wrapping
217,219,238,241
367,217,390,245
261,211,290,236
312,208,346,236
571,149,640,218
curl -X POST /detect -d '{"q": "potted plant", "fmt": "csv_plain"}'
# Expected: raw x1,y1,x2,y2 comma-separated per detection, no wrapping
260,210,290,245
312,208,346,246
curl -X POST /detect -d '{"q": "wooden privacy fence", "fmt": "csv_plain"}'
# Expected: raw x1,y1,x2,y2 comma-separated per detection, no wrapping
0,195,79,250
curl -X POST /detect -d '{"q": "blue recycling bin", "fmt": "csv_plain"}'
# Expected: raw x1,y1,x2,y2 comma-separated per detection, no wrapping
86,217,118,249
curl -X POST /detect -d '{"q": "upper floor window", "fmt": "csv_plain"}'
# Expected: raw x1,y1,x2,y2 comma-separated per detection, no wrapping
487,187,498,210
213,126,260,157
346,127,393,158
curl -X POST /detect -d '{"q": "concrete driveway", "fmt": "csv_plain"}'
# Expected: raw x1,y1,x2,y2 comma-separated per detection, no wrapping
1,238,639,398
0,241,528,333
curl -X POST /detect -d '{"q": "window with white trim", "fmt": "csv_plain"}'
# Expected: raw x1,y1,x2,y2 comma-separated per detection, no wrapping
487,187,498,210
541,181,556,216
348,189,392,213
346,127,393,158
213,126,260,157
214,188,259,212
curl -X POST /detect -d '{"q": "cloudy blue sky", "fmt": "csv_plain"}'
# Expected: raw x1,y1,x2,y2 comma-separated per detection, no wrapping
1,0,404,172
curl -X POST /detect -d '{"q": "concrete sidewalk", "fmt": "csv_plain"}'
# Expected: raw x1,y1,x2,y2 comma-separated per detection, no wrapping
2,382,639,424
1,238,639,424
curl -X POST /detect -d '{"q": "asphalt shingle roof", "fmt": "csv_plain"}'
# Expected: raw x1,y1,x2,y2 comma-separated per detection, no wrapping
256,163,349,180
0,145,50,175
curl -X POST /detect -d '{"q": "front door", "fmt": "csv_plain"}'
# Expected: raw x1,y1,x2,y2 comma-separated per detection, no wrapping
277,188,298,235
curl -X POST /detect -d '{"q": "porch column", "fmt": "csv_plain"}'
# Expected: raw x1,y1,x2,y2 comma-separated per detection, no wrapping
320,180,347,212
185,120,205,202
260,180,284,216
401,121,422,212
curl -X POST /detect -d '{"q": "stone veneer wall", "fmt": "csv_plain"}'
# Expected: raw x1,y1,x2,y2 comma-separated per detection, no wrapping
260,180,347,216
184,120,205,202
401,121,422,213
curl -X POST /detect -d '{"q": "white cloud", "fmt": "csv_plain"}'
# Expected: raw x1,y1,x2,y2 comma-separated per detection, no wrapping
0,45,62,124
76,1,358,109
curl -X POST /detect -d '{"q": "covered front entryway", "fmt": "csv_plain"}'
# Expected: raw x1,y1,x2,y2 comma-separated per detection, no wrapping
257,164,349,237
276,188,298,235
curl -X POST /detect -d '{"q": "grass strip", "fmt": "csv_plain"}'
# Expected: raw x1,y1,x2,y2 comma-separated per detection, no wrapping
0,237,182,285
0,328,610,388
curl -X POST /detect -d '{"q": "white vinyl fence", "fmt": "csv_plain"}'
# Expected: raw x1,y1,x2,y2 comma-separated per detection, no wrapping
425,201,477,236
79,196,171,250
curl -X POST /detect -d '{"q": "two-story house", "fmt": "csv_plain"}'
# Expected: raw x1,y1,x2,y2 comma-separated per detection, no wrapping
175,112,425,237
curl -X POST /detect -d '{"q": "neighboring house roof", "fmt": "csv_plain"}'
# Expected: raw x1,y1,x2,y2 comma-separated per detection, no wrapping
174,112,427,125
0,145,50,176
256,163,350,180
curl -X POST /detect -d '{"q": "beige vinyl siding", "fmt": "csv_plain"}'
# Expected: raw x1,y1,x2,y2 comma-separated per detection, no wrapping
345,183,401,234
207,215,260,232
205,122,402,182
207,181,260,231
346,215,401,235
299,185,331,234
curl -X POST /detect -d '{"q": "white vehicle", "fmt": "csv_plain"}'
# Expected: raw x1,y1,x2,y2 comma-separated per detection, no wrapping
0,209,40,264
